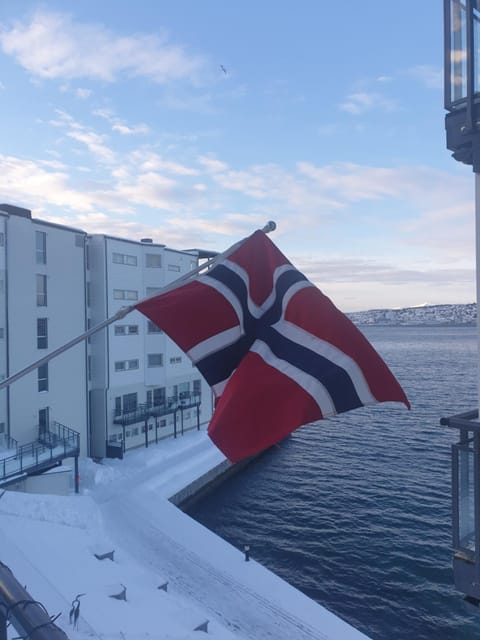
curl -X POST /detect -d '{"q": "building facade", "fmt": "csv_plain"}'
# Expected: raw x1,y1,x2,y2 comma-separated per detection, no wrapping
87,234,212,458
0,204,89,455
0,204,213,460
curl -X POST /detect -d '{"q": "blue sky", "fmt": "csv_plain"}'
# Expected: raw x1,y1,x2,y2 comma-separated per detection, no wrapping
0,2,474,311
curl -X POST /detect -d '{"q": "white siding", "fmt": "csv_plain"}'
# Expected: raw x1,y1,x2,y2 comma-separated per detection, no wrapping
3,211,88,454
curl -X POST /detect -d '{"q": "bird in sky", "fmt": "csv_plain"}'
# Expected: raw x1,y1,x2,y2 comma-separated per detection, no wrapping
220,65,227,75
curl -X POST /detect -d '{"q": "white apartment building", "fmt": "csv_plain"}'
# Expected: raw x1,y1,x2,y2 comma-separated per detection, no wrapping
0,204,213,465
87,234,213,459
0,204,89,455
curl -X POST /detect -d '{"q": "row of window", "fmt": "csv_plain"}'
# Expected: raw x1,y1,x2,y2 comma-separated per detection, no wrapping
113,252,163,268
35,280,183,308
114,354,165,371
113,321,162,335
36,360,193,393
108,417,173,441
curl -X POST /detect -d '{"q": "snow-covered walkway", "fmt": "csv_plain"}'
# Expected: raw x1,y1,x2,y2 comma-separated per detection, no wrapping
0,429,370,639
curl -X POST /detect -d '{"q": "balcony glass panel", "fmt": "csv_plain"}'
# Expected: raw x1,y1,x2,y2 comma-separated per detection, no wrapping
458,446,476,554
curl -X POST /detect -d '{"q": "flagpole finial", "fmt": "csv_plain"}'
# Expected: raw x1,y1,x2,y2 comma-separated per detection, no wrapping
262,221,276,234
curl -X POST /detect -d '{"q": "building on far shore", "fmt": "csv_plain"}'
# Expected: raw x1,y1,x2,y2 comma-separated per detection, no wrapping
0,203,213,461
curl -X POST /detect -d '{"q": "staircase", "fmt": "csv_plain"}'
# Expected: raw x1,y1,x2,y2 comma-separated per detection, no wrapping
0,422,80,488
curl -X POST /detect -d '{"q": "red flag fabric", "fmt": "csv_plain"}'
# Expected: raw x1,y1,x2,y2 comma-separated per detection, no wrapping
135,230,410,462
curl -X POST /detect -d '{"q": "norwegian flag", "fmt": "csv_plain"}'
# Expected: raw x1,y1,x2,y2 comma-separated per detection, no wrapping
135,229,410,462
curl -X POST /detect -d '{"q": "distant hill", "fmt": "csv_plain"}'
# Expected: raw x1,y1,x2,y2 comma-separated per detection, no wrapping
346,303,476,326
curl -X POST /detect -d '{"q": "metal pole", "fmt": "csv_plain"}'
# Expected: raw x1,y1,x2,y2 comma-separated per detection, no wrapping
74,456,79,494
476,173,480,413
0,561,69,639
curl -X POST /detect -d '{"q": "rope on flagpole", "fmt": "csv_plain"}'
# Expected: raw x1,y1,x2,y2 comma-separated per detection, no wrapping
0,222,277,393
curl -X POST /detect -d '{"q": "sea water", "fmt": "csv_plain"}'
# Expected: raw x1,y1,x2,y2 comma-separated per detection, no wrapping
188,326,480,640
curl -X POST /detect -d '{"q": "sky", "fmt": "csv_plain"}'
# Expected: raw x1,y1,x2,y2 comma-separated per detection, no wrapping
0,430,368,639
0,1,475,312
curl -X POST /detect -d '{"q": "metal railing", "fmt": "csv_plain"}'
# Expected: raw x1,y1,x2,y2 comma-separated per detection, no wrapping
0,560,69,639
113,393,201,427
0,422,80,484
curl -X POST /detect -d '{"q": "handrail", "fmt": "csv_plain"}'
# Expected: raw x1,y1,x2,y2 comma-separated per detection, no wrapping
0,560,69,639
113,394,202,427
0,424,80,482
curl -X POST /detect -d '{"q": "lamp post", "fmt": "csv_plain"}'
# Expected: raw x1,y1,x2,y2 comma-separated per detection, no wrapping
443,0,480,603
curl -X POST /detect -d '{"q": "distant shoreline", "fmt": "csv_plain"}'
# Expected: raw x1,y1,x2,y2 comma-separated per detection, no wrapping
346,303,476,327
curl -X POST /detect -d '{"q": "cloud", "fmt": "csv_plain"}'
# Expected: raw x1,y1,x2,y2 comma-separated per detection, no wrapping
112,123,150,136
0,10,205,84
406,65,442,89
198,155,229,174
75,87,92,99
339,91,397,114
129,150,199,176
93,108,150,136
67,129,116,164
0,154,96,212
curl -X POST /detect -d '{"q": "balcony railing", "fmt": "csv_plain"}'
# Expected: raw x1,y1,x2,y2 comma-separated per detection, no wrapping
0,421,80,485
441,408,480,602
113,393,201,427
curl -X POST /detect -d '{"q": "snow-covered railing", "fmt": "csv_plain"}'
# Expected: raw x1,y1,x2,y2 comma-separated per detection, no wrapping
0,560,69,639
0,423,80,486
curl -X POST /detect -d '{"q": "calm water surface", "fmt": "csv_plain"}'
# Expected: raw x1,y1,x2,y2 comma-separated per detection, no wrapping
188,326,480,640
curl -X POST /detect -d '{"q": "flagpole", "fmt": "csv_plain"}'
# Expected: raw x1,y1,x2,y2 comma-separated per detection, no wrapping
0,221,276,392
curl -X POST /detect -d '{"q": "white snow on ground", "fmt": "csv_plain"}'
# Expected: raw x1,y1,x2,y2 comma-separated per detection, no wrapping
0,429,371,639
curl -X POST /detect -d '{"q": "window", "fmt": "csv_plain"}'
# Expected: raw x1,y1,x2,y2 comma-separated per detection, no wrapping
113,289,138,300
148,353,163,367
115,396,122,416
37,318,48,349
146,287,162,297
38,363,48,392
113,252,137,266
193,379,202,395
147,387,166,407
179,382,190,399
38,408,49,434
36,275,47,306
147,321,162,334
133,427,139,436
114,359,139,371
169,356,182,364
114,325,138,335
0,232,4,247
123,393,138,413
146,254,162,268
155,387,165,406
168,264,180,272
0,422,4,434
36,231,46,264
